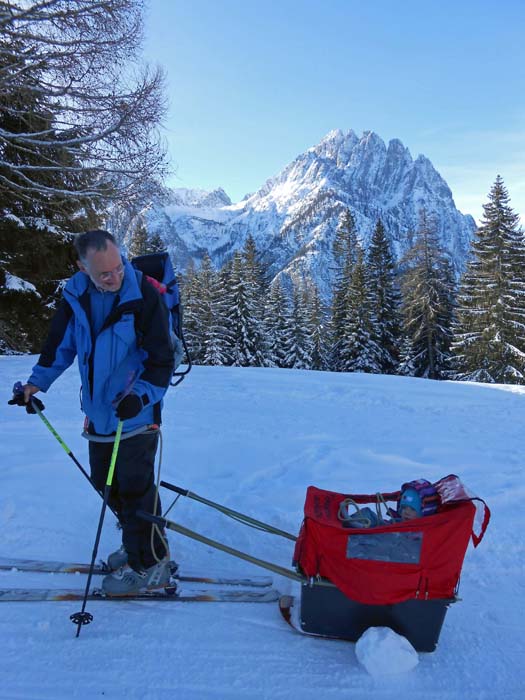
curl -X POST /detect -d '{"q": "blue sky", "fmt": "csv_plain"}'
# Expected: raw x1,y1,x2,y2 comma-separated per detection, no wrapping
143,0,524,223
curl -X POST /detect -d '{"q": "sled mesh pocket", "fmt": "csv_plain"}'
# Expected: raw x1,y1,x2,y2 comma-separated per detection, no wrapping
346,531,423,563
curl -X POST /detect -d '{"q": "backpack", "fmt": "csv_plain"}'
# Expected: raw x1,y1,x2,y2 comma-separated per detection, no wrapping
131,251,191,386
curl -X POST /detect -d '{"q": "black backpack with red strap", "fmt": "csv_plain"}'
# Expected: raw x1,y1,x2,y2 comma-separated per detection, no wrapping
131,251,192,387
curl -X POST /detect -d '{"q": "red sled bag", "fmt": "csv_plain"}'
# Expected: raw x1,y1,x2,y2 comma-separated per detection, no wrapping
293,476,490,606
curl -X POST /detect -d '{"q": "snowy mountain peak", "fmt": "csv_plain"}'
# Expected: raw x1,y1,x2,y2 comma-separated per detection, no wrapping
387,138,412,159
309,128,358,163
146,127,476,296
360,130,384,148
168,187,232,208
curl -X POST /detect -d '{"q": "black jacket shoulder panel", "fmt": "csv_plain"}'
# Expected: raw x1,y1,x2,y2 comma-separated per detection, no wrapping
39,298,74,368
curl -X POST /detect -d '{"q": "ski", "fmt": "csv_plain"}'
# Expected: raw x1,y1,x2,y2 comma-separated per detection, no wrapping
0,556,272,588
0,586,280,603
279,594,297,629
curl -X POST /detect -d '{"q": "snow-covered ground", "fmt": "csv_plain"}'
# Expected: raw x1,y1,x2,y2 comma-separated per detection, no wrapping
1,357,523,699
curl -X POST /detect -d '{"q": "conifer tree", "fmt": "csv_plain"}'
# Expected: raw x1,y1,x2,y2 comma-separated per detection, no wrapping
330,209,359,370
304,280,329,370
451,176,525,383
243,234,267,294
225,251,266,366
179,260,202,363
400,211,455,379
147,231,165,254
339,245,382,373
333,209,359,268
284,280,314,369
367,219,402,373
398,335,416,376
264,277,291,368
127,218,149,258
198,254,231,366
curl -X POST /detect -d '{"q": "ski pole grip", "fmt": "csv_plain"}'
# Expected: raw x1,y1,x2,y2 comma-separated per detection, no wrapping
160,481,189,497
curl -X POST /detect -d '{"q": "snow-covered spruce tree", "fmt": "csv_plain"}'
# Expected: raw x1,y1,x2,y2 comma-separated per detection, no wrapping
183,255,233,366
224,251,266,367
178,260,203,363
450,176,525,383
243,234,269,296
147,232,165,254
197,253,232,366
263,277,292,368
400,210,456,379
367,219,402,373
127,219,166,258
333,209,359,269
330,208,359,370
398,335,416,377
304,280,329,370
284,280,314,369
339,244,382,373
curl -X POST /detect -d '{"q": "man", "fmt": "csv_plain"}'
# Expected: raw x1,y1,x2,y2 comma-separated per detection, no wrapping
19,230,175,594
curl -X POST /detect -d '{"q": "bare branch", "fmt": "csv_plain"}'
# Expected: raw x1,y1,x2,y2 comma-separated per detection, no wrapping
0,0,168,218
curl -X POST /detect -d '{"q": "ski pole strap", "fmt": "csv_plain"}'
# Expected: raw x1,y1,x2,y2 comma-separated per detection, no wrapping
160,481,297,542
137,510,306,583
106,421,123,487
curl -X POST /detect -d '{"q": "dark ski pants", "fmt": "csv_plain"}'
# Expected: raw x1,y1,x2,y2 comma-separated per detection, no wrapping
89,431,167,571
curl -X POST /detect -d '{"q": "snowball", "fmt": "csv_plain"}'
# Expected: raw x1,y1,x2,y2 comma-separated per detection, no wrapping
355,627,419,676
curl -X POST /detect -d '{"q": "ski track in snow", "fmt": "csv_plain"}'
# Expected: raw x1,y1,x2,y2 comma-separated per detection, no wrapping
0,356,524,699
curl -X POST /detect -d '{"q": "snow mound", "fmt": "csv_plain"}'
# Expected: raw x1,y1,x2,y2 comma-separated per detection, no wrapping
355,627,419,676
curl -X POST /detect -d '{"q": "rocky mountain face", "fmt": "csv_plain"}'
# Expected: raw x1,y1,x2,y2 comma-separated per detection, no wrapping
145,129,476,297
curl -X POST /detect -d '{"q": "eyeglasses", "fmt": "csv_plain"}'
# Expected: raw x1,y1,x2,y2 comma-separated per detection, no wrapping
98,263,124,282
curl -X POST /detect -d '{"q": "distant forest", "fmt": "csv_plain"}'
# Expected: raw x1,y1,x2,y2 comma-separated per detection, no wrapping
130,176,525,384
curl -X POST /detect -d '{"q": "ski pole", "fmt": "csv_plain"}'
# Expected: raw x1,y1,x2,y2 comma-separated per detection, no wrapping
10,380,96,493
32,401,92,484
70,420,123,637
29,398,119,519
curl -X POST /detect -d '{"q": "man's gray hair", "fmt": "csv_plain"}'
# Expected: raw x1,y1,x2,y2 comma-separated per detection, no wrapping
74,230,117,261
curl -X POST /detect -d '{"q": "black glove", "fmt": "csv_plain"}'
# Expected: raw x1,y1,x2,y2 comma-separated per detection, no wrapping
115,393,143,420
8,386,45,414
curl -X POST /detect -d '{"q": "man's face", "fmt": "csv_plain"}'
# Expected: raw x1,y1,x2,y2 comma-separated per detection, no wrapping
77,242,124,292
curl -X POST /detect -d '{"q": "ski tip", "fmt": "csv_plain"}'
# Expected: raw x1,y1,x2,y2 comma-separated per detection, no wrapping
278,594,295,624
279,594,294,609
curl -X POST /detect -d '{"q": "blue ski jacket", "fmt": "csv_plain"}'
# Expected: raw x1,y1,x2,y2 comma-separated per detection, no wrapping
28,259,174,435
